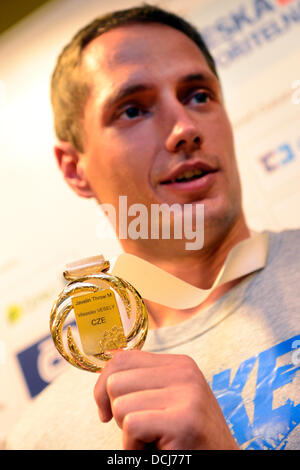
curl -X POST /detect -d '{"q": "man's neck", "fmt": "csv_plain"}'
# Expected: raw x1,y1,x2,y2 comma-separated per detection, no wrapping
154,221,249,290
121,216,250,328
122,216,250,289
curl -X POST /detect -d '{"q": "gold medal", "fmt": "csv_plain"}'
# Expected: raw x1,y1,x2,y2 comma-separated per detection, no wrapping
50,255,148,372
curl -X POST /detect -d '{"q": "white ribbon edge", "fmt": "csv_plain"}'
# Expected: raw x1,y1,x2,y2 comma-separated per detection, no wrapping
110,232,269,309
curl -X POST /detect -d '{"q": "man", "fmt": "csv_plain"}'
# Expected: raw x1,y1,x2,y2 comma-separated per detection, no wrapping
6,5,300,450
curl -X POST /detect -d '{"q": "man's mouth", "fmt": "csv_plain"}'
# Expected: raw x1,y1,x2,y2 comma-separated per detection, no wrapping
159,160,218,185
161,168,210,184
157,160,218,199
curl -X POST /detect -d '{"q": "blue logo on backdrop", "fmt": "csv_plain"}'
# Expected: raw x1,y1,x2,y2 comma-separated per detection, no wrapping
16,326,74,397
212,335,300,449
259,142,295,172
200,0,300,68
259,135,300,173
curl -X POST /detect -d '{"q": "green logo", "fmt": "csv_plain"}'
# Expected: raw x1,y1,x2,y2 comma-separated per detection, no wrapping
6,304,23,323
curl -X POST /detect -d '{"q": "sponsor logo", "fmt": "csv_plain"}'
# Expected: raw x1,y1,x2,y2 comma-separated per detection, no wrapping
16,328,73,397
6,304,23,324
259,137,299,172
200,0,300,68
5,284,63,325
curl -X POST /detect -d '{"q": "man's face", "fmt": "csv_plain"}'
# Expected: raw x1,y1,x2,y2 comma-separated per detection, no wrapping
79,23,243,242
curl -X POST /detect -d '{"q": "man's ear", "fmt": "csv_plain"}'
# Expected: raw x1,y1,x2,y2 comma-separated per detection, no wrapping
54,141,94,199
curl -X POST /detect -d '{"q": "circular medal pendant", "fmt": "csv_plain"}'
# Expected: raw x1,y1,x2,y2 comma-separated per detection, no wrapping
50,255,148,372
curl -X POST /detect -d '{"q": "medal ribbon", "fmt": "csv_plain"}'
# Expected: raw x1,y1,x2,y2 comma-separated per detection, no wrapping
110,232,269,309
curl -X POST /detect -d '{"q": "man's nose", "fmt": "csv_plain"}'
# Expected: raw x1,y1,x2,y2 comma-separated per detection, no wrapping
165,105,202,154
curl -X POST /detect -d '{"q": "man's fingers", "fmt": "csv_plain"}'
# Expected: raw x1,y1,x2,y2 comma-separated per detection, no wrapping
122,410,172,450
94,350,180,421
111,388,172,428
107,365,184,398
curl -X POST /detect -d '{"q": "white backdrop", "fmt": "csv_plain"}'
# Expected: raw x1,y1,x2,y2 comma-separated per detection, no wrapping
0,0,299,444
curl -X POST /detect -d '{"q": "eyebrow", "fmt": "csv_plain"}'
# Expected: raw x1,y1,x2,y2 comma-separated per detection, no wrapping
181,72,217,86
102,84,152,114
102,71,218,112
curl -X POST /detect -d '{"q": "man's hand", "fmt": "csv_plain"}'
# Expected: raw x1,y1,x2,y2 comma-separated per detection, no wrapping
93,350,239,450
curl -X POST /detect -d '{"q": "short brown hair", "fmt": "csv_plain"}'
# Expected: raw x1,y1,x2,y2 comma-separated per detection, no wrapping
51,3,219,152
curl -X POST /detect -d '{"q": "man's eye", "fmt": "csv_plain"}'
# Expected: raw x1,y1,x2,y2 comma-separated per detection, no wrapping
190,91,211,105
121,106,142,120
